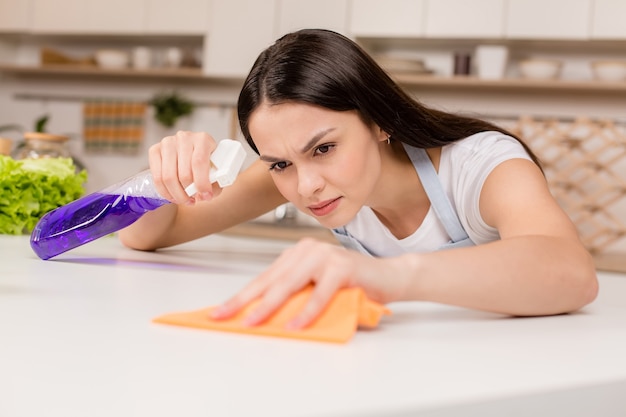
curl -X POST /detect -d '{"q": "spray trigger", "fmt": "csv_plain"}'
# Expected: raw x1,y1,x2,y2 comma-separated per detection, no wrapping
184,139,246,196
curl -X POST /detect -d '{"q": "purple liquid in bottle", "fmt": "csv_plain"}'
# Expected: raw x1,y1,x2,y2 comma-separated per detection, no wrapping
30,192,168,260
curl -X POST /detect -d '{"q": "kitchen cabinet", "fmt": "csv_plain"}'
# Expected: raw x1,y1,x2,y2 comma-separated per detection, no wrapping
0,0,31,32
144,0,210,35
203,0,276,77
31,0,145,34
1,0,624,92
506,0,591,40
349,0,426,38
591,0,626,39
30,0,209,35
277,0,349,36
353,0,593,41
85,0,145,34
31,0,89,33
425,0,504,38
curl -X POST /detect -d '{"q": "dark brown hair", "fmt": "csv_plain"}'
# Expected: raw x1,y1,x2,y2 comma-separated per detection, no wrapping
238,29,539,165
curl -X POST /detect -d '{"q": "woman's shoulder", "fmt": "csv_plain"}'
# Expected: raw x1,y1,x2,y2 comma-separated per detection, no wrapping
441,132,532,244
444,130,531,166
449,130,524,152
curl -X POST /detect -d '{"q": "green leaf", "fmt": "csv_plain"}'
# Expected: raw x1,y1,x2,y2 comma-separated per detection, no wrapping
35,114,49,133
0,155,87,235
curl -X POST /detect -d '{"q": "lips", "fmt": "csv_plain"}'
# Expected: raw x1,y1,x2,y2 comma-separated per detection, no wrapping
308,197,341,217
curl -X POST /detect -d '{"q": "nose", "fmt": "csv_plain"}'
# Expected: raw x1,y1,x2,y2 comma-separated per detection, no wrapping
296,165,324,197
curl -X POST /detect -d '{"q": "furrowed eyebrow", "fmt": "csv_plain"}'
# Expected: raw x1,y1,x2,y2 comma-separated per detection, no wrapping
259,154,282,163
300,128,335,154
258,128,336,163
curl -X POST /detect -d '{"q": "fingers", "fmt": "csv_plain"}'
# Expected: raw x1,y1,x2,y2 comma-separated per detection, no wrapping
148,141,169,200
286,273,345,330
209,275,272,321
212,240,360,331
149,131,217,204
210,245,308,322
161,133,193,204
190,136,216,201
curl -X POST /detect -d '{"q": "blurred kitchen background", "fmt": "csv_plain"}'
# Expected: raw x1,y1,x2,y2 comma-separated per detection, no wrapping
0,0,625,267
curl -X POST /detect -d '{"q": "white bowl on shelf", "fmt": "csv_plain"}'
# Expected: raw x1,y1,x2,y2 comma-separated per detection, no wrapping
518,59,562,80
591,60,626,82
95,49,129,69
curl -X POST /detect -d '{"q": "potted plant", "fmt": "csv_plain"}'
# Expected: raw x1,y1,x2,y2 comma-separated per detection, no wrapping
149,91,195,129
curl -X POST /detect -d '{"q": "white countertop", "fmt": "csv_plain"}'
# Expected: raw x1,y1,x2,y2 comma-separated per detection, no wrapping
1,234,625,417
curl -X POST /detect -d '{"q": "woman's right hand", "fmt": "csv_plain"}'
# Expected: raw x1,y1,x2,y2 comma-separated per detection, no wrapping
148,131,219,205
121,132,286,252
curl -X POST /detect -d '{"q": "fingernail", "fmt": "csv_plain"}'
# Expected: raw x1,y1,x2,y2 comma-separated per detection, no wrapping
199,191,212,201
285,318,303,331
243,312,260,327
210,306,226,319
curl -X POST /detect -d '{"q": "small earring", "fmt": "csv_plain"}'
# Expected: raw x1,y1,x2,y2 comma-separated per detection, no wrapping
386,135,391,145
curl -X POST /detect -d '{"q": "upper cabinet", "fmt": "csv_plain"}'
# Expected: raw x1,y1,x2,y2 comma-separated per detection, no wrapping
144,0,210,35
86,0,145,34
591,0,626,39
351,0,619,42
0,0,32,32
29,0,209,35
506,0,591,40
350,0,425,38
31,0,90,33
3,0,625,81
203,0,276,77
204,0,349,78
7,0,626,41
425,0,504,38
31,0,145,34
277,0,349,36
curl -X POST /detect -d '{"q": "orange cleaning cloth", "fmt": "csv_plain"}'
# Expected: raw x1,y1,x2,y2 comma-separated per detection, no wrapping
153,287,391,344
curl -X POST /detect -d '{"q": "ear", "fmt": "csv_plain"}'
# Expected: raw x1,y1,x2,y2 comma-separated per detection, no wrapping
376,127,390,143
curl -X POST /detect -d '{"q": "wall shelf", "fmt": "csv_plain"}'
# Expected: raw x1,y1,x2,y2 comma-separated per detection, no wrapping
2,64,625,94
393,73,626,94
0,64,243,84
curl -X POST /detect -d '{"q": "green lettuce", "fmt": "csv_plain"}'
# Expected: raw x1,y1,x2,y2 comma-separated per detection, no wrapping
0,156,87,234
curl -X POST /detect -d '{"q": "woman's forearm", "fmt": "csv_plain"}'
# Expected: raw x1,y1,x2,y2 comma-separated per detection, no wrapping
118,203,179,251
399,235,598,316
118,160,287,251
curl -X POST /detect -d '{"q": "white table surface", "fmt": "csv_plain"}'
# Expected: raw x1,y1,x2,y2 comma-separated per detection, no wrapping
1,233,625,417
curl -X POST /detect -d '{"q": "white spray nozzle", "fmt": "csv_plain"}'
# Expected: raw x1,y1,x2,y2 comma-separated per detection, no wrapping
184,139,246,197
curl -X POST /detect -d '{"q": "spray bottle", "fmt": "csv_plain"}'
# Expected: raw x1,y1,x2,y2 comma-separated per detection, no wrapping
30,139,246,260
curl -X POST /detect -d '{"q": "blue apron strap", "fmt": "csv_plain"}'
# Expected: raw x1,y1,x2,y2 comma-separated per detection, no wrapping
331,226,374,256
401,143,470,244
332,144,474,255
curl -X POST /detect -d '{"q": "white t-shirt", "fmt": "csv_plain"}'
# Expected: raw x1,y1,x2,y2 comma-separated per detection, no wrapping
344,131,533,257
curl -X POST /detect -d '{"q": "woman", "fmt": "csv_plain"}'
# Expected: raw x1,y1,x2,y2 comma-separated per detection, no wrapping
119,29,597,330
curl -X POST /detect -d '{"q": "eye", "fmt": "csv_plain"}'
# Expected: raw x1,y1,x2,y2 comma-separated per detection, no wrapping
269,161,291,172
314,143,335,156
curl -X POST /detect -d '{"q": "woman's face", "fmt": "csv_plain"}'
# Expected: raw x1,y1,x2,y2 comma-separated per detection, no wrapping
248,102,388,229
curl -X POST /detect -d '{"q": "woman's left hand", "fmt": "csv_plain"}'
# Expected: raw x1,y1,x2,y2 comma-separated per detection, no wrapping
211,238,407,329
